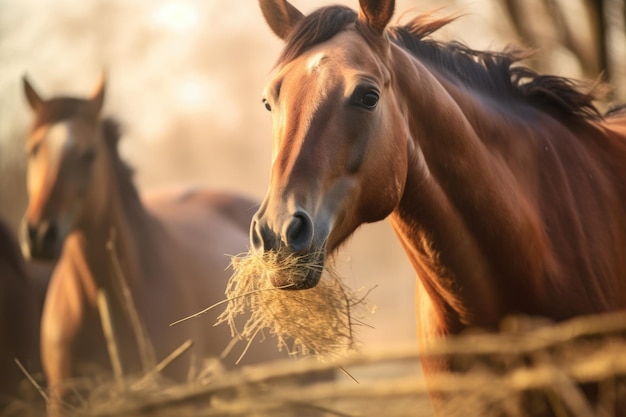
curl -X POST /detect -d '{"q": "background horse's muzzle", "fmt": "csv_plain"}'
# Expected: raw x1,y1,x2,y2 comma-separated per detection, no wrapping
22,220,59,260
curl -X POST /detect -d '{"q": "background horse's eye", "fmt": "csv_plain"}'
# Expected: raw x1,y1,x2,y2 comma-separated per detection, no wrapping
262,98,272,112
360,91,379,109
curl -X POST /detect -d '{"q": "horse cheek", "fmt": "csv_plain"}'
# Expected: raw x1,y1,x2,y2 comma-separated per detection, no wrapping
364,134,407,221
26,153,60,225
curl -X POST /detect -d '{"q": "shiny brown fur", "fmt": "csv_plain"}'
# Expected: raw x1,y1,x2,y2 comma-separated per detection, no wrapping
252,0,626,414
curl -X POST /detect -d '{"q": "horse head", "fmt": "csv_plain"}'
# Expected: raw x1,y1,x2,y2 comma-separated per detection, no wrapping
251,0,407,289
21,75,108,260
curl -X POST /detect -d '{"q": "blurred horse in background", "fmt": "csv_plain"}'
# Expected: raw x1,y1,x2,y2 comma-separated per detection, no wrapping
251,0,626,414
0,217,50,410
21,75,282,415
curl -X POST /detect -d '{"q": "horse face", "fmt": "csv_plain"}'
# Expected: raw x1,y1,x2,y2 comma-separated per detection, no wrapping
22,120,100,260
21,76,105,260
251,0,406,289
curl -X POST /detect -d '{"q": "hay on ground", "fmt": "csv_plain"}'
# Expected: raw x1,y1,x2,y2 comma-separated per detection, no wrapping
4,312,626,417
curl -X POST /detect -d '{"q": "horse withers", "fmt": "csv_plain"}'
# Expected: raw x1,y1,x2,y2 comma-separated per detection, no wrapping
21,75,283,415
251,0,626,414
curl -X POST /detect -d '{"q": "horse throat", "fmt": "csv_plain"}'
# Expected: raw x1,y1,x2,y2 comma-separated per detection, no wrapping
389,180,503,335
75,153,155,302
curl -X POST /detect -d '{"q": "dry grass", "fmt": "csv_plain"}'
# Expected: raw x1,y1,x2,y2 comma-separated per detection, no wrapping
215,251,374,360
3,311,626,417
3,248,626,417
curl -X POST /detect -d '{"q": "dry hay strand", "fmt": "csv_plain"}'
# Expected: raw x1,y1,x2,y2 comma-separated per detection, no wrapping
215,251,373,360
9,312,626,417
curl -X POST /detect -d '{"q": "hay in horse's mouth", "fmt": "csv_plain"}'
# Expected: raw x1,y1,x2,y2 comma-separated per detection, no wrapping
216,251,373,360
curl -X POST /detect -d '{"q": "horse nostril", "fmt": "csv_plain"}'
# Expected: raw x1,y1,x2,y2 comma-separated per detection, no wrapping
41,223,57,247
283,211,313,252
27,224,38,244
250,218,264,252
251,217,279,253
251,212,313,254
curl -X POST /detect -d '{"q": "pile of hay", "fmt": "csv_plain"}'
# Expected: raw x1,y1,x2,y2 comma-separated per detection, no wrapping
215,251,374,360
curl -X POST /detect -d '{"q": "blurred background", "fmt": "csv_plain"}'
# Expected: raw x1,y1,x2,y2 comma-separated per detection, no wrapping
1,0,625,352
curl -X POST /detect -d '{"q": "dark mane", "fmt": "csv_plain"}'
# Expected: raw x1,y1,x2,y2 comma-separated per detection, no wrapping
605,103,626,117
278,5,602,121
100,117,137,197
388,16,602,120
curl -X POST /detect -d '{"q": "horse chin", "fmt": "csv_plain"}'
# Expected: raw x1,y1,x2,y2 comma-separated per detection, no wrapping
269,249,325,290
274,266,323,290
19,217,68,261
29,243,62,262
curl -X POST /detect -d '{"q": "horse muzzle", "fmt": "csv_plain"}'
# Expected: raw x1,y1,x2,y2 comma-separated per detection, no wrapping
251,210,315,253
250,209,327,289
21,220,62,260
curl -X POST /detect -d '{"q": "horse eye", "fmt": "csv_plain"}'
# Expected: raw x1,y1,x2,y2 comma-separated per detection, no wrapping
262,98,272,112
360,92,379,109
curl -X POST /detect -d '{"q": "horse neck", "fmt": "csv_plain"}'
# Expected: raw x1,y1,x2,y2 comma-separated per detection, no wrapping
387,46,558,334
71,147,161,295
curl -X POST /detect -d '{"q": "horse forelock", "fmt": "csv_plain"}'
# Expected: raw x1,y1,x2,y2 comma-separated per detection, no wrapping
31,97,88,129
276,5,357,68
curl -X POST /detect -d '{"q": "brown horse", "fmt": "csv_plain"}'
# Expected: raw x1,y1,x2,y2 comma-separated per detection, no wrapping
251,0,626,414
21,75,281,414
0,217,50,410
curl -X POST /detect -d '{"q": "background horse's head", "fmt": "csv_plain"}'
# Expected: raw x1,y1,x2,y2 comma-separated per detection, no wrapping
251,0,406,289
21,75,108,260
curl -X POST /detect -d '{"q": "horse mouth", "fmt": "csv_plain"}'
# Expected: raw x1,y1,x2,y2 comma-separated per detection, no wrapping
27,243,61,261
20,221,63,261
267,250,326,290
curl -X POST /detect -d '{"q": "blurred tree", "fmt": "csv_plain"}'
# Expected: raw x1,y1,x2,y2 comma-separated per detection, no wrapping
501,0,626,103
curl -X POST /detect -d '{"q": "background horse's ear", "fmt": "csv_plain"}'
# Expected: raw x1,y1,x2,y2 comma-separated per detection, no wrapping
86,72,106,122
358,0,395,35
259,0,304,40
22,75,43,111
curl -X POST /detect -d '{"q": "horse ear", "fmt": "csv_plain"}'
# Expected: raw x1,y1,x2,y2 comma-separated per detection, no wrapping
358,0,395,35
87,72,106,121
22,75,43,111
259,0,304,40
